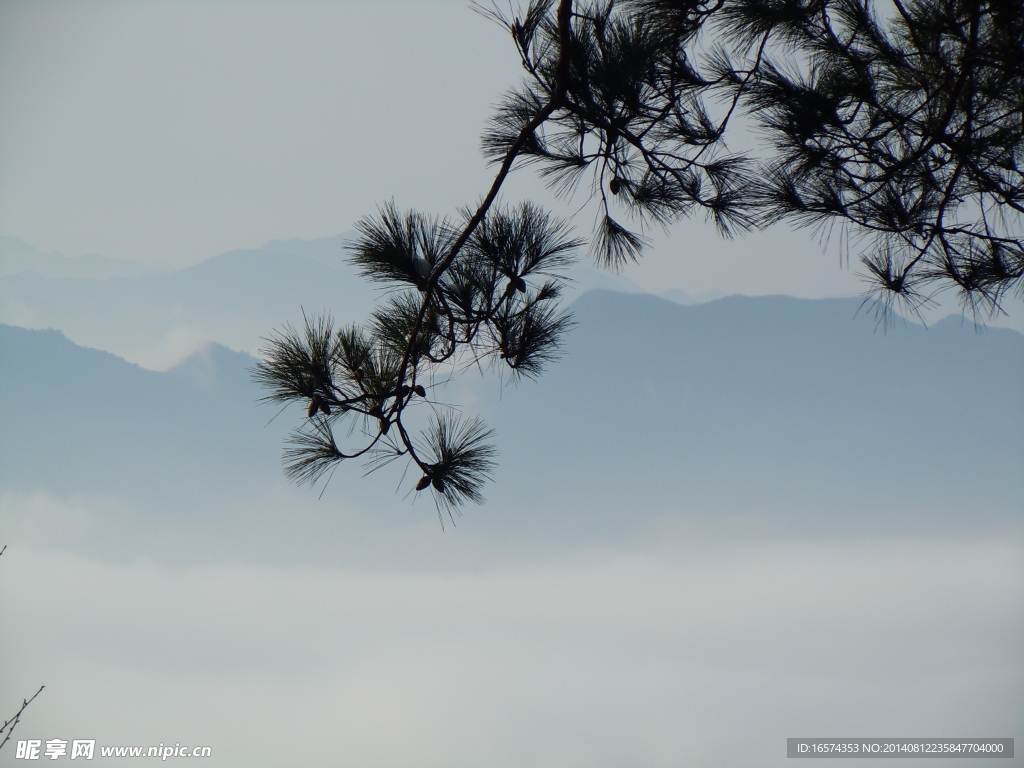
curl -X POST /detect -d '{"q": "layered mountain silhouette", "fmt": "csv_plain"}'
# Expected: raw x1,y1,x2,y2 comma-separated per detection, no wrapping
0,235,375,369
2,291,1021,564
0,235,647,370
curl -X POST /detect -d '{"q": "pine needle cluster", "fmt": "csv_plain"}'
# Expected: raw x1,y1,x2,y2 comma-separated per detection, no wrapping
482,0,1022,313
254,201,580,519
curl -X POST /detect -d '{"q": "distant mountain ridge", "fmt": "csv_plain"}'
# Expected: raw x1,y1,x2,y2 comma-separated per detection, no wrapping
0,238,379,370
5,233,1023,374
0,235,165,280
0,234,667,370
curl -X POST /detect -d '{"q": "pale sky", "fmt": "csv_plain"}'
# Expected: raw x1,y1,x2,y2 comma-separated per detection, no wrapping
0,0,875,300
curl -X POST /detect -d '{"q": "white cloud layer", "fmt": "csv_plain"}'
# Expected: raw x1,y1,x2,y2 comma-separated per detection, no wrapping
3,530,1021,768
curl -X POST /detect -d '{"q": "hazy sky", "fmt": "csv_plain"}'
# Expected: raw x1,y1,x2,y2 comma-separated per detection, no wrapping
0,0,875,300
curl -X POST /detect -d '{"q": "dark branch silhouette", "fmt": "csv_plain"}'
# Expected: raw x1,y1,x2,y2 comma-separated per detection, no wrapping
0,545,45,753
256,0,1023,516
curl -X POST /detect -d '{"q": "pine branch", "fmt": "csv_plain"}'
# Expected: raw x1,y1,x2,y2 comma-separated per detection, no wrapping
256,0,1023,518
